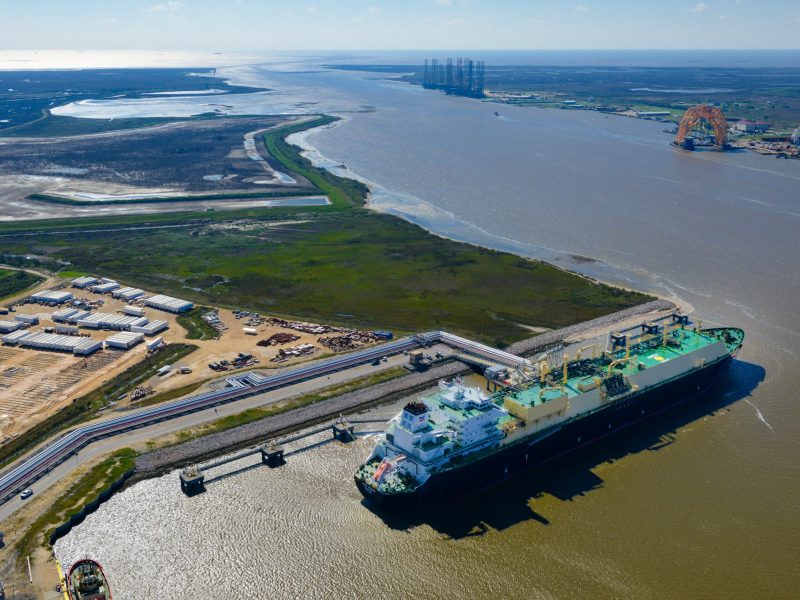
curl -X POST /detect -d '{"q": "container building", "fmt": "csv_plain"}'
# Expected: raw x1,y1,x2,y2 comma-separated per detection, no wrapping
14,314,39,325
77,312,149,331
31,290,74,304
243,327,257,335
66,310,91,324
54,324,80,335
71,276,98,289
130,320,168,336
15,332,101,355
144,294,194,314
146,336,164,351
113,287,146,302
52,308,80,322
2,330,30,345
0,320,23,334
105,331,144,350
91,282,121,294
123,305,145,317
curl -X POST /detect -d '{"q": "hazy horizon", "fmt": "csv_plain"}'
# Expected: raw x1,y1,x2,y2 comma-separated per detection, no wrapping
1,1,798,52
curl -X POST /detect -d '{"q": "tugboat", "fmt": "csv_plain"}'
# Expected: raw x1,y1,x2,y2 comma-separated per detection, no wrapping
67,559,111,600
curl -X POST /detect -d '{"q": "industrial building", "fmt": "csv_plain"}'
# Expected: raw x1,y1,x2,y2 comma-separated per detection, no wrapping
105,331,144,350
54,324,79,335
14,314,39,325
77,312,148,331
112,287,146,302
65,310,91,324
147,336,164,351
130,320,168,336
144,294,194,313
2,329,30,345
30,290,74,304
52,307,80,322
0,320,23,334
71,276,98,289
91,281,121,294
123,305,144,317
7,331,102,355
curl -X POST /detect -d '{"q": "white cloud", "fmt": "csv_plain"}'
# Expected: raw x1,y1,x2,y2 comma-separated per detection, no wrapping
690,2,710,13
435,0,453,6
369,6,381,15
147,1,180,12
576,4,590,12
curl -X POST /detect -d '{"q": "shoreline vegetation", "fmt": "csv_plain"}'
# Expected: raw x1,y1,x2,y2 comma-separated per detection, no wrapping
0,112,653,571
0,116,652,347
0,267,44,302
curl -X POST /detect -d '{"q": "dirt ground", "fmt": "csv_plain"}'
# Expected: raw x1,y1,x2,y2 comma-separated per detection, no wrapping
0,272,379,443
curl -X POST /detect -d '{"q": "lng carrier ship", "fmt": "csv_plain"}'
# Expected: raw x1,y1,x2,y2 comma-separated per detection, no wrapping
355,313,743,503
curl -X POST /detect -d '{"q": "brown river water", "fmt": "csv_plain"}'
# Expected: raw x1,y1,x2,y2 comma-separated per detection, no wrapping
54,57,797,598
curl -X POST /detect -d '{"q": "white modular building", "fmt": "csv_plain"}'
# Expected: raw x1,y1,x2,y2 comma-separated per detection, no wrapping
2,329,30,345
146,336,164,351
91,282,121,294
105,331,144,349
113,287,145,302
52,308,80,322
123,305,145,317
0,320,23,334
54,324,79,335
144,294,194,314
31,290,74,304
66,310,91,324
13,314,39,325
16,332,101,355
71,276,98,289
130,320,168,336
77,312,149,331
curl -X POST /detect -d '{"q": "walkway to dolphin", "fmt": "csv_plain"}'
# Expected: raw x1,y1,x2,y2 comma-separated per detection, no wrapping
0,331,530,504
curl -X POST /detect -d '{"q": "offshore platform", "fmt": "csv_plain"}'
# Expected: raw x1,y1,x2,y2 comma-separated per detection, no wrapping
423,58,485,98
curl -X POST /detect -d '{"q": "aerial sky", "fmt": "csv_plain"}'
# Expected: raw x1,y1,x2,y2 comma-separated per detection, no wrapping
1,0,797,51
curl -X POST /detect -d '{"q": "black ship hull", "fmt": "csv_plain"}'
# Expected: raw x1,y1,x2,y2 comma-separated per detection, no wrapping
357,354,732,506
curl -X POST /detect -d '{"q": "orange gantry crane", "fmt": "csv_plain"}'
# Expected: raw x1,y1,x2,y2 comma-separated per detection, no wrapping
675,104,729,149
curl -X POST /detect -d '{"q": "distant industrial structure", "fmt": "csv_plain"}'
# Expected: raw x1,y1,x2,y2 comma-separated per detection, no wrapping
675,104,730,151
423,58,485,98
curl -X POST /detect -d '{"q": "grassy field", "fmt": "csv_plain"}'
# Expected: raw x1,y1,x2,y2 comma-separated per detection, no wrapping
15,448,137,558
2,114,186,138
176,307,218,340
0,211,650,346
0,344,197,470
0,117,650,346
0,268,43,302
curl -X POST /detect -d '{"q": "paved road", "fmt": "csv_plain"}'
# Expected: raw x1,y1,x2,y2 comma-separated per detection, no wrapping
0,344,453,522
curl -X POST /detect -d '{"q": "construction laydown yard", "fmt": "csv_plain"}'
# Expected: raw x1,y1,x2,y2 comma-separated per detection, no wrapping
0,271,385,445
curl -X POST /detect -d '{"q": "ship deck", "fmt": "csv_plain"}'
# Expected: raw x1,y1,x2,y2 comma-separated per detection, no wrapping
496,327,741,410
